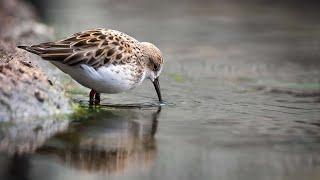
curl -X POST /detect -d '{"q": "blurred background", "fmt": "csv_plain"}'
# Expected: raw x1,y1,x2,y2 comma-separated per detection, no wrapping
29,0,320,91
0,0,320,180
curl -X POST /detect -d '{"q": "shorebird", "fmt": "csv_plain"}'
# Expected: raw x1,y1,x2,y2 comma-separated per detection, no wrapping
18,28,164,105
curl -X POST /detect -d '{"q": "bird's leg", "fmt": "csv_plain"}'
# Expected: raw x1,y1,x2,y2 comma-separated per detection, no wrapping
95,92,101,105
89,89,96,105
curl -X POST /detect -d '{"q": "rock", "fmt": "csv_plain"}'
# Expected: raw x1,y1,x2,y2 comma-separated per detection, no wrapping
0,41,71,121
0,0,72,122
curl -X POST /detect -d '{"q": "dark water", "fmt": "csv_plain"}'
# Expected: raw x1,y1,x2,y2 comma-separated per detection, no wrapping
1,0,320,179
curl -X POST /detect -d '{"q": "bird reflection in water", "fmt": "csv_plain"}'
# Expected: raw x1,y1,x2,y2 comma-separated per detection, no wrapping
36,106,161,174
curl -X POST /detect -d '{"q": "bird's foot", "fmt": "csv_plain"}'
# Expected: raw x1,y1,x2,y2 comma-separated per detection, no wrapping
94,92,101,105
89,89,100,105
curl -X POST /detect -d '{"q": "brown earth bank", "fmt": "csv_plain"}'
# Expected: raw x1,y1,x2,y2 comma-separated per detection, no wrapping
0,0,72,121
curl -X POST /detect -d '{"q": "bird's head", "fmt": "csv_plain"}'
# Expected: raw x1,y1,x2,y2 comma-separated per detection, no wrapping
139,42,164,102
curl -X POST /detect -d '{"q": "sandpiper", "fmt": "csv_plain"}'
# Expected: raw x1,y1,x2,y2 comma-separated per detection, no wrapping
18,28,164,105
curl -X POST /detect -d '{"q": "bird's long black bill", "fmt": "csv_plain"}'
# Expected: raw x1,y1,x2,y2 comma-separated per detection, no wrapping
152,77,163,102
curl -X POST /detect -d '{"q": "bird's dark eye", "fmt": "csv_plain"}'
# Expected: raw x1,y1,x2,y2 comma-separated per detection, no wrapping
153,64,159,71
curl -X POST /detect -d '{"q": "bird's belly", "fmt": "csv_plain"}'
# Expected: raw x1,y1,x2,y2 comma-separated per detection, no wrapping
51,62,144,93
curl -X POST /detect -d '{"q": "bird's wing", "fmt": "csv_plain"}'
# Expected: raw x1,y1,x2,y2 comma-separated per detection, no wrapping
19,28,140,69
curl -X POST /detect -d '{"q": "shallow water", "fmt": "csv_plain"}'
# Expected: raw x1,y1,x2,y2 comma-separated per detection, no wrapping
1,0,320,180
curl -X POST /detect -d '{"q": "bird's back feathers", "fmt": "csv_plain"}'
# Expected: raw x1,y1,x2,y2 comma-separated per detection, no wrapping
17,28,142,69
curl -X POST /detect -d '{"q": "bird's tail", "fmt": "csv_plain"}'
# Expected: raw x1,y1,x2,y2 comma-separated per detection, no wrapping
17,45,42,55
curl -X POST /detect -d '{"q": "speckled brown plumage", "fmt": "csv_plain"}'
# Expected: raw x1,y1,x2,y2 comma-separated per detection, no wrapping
20,28,143,69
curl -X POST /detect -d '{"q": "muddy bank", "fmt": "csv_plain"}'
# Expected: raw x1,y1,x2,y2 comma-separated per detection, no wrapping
0,0,72,121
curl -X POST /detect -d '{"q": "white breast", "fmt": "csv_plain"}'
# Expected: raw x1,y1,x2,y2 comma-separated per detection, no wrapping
51,62,146,93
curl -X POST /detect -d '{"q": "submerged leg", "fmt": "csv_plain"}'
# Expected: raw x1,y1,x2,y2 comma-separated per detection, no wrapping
95,92,101,105
89,89,96,105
